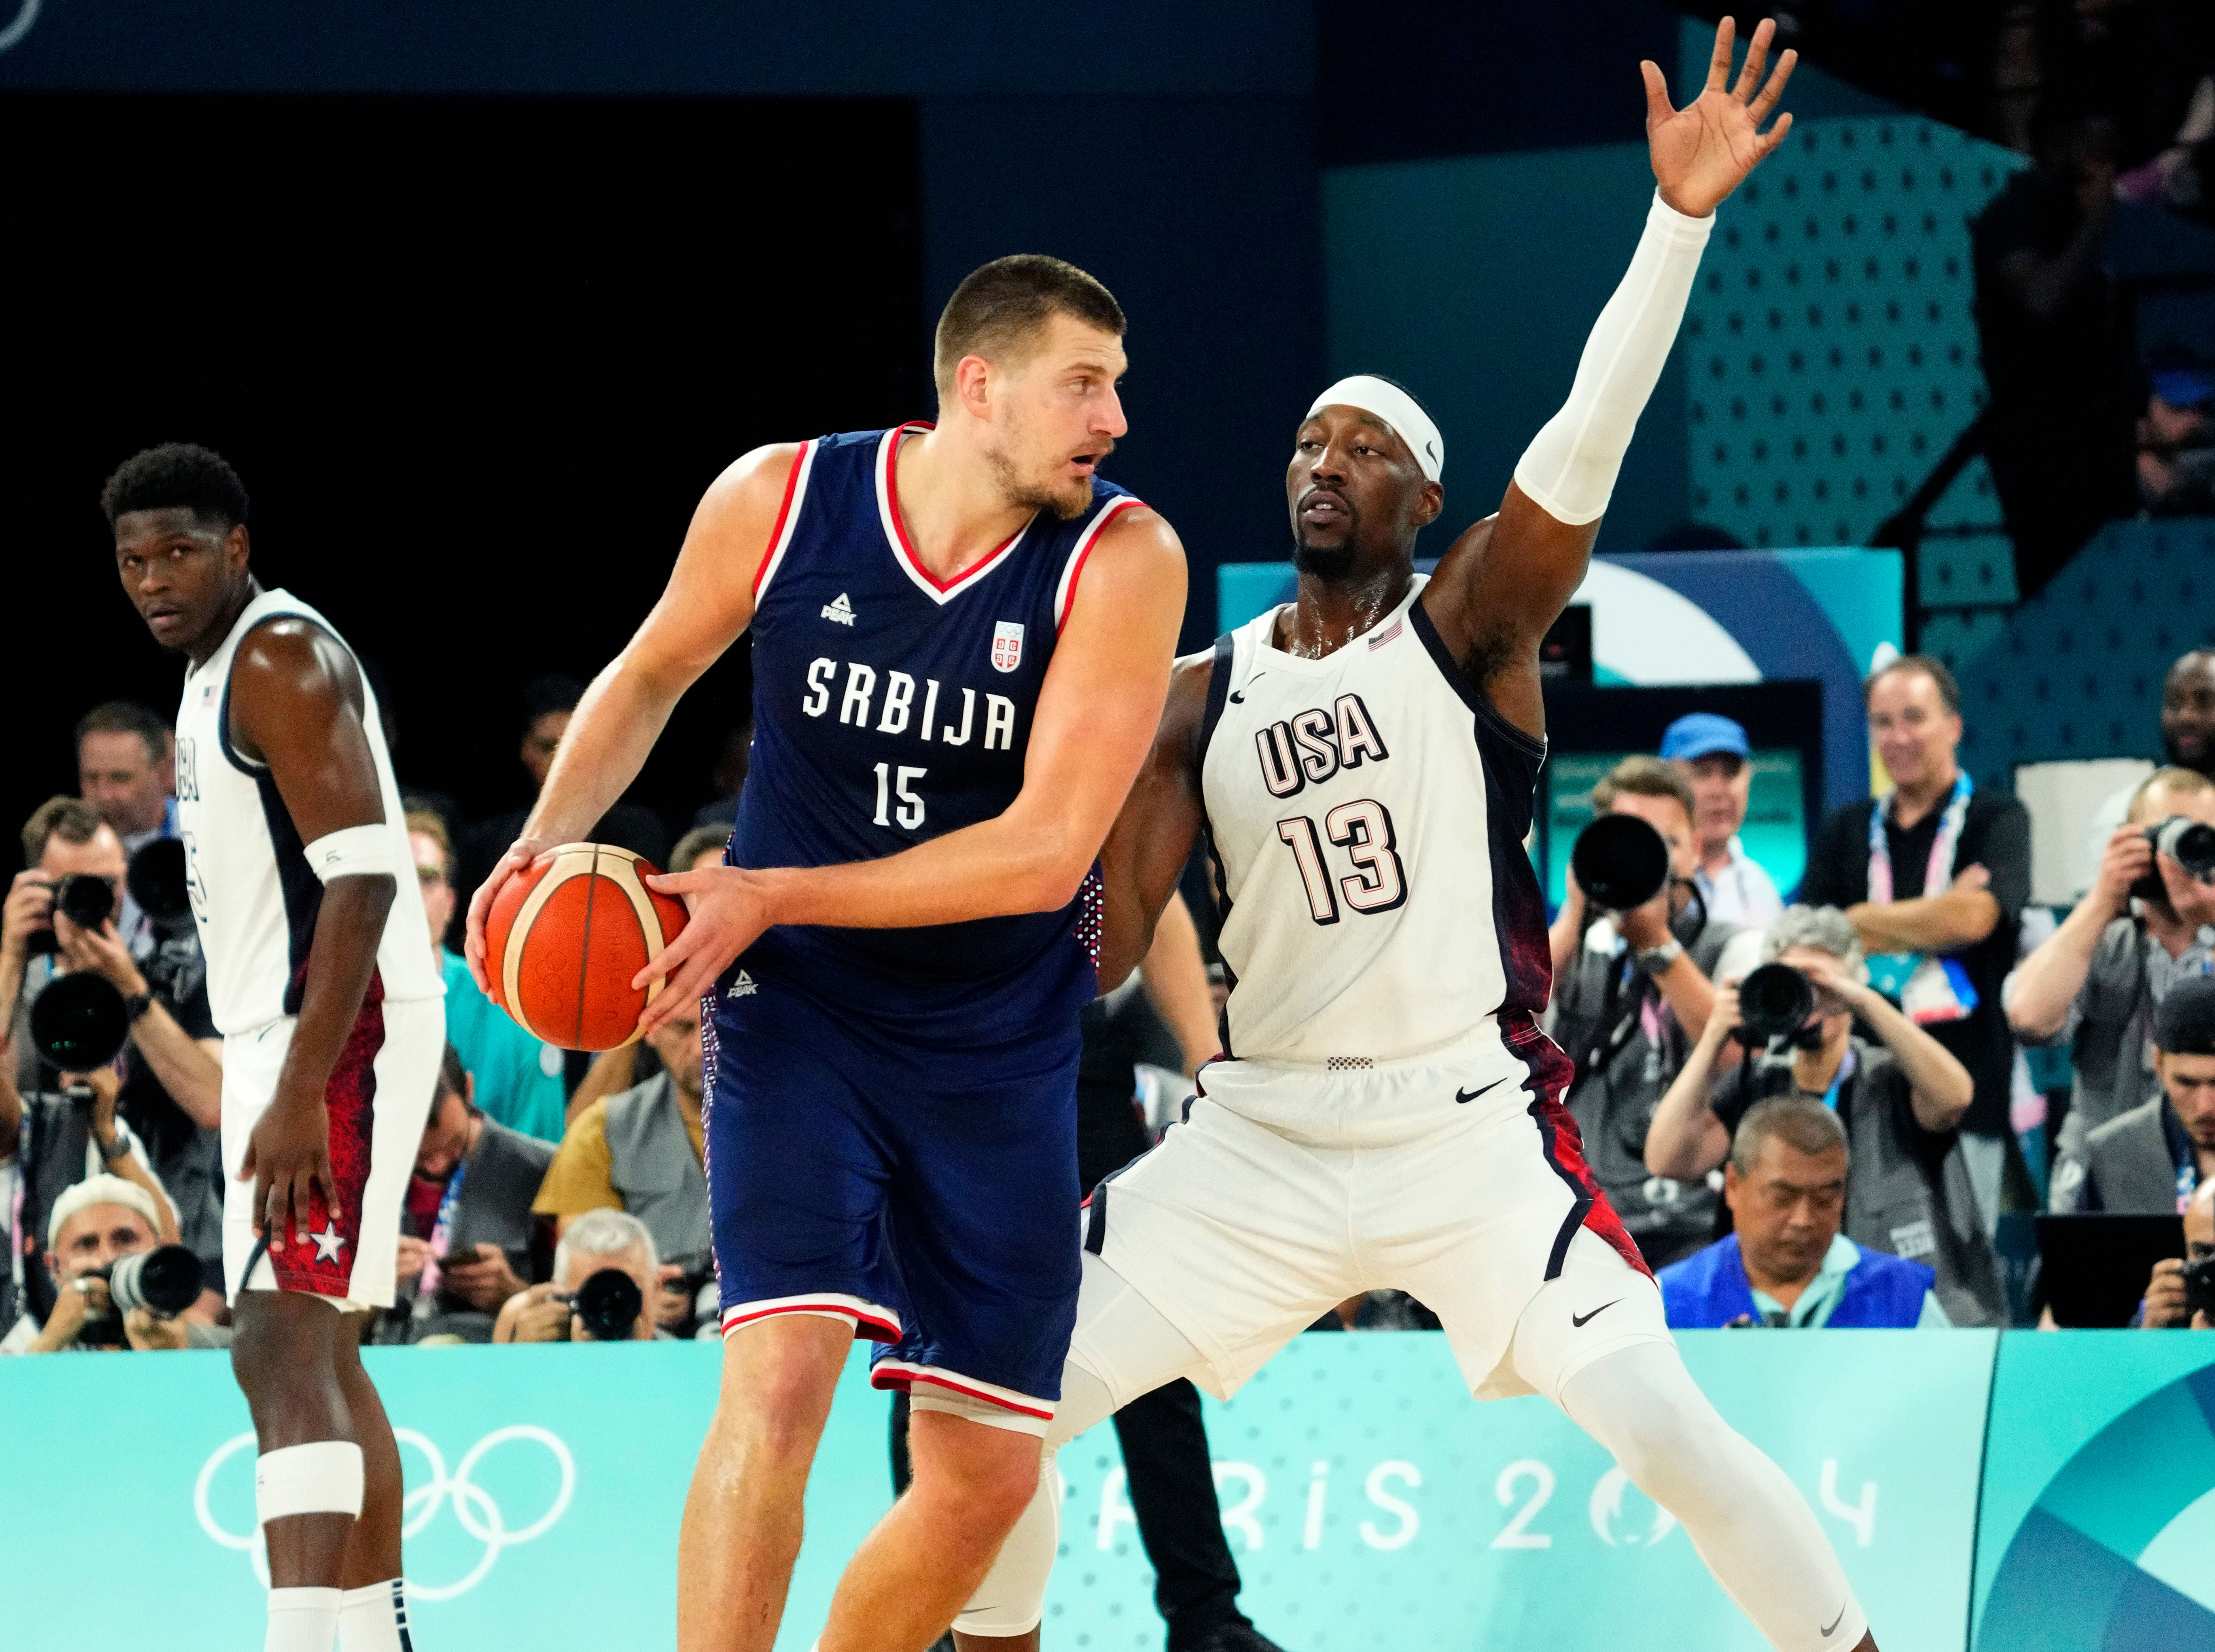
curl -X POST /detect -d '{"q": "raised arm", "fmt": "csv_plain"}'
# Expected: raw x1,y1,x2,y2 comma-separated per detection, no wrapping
228,621,396,1251
633,510,1188,1028
462,442,800,986
1423,17,1793,736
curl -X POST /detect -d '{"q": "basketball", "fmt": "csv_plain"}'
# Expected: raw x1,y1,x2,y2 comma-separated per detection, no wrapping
485,842,690,1050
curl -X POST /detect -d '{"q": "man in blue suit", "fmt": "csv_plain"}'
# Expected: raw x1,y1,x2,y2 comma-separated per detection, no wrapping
1661,1097,1950,1328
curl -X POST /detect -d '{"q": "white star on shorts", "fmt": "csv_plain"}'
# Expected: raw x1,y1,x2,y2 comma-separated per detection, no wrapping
310,1226,347,1263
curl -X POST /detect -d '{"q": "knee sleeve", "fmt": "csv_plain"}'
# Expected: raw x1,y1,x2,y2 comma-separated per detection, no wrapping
910,1385,1050,1439
952,1448,1062,1638
255,1441,365,1525
1557,1343,1866,1652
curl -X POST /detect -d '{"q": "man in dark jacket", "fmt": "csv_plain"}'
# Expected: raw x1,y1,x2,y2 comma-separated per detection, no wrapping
376,1045,553,1344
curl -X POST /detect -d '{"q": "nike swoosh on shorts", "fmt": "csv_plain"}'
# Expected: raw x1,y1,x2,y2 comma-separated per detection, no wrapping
1454,1077,1507,1104
1571,1300,1621,1328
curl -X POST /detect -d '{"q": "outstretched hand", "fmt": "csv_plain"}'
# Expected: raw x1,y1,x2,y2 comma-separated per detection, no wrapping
1642,15,1797,219
633,865,777,1034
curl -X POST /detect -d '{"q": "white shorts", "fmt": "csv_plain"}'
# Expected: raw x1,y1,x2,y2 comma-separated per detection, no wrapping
222,995,444,1310
1084,1039,1671,1403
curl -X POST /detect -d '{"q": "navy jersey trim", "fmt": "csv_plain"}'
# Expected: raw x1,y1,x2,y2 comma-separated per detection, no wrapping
750,440,818,604
1529,1099,1596,1281
1407,596,1549,763
877,423,1038,604
256,768,325,1016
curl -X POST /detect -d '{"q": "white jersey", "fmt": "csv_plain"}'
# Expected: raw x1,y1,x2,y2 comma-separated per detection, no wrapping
175,587,441,1036
1199,576,1561,1079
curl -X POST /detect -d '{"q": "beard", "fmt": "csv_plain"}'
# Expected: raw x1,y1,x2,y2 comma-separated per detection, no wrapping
987,441,1094,522
1291,519,1357,580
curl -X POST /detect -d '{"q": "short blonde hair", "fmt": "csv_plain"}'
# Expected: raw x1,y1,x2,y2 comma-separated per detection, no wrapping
405,810,452,869
2129,765,2215,824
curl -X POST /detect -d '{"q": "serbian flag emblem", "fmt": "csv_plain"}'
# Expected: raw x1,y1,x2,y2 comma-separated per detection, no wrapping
991,621,1025,673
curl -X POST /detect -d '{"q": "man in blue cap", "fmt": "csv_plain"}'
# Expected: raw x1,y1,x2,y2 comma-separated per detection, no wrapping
1662,712,1783,929
2138,361,2215,517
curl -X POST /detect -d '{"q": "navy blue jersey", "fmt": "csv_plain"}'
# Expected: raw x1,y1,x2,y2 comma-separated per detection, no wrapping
727,425,1137,1046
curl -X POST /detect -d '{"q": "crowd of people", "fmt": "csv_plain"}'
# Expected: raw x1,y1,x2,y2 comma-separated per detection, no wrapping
6,643,2209,1362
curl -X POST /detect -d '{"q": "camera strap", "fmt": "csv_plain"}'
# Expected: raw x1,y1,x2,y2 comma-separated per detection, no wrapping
413,1161,469,1317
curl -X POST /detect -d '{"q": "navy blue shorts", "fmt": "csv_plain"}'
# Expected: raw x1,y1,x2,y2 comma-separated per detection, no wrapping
704,973,1082,1423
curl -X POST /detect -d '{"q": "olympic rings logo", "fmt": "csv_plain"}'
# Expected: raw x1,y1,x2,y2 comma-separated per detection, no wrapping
195,1426,576,1599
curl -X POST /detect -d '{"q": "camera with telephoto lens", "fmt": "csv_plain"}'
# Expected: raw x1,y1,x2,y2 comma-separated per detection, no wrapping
76,1243,203,1346
22,873,119,958
28,971,131,1077
2184,1254,2215,1321
567,1267,644,1342
1734,961,1817,1045
2131,814,2215,906
126,837,195,937
1569,814,1672,912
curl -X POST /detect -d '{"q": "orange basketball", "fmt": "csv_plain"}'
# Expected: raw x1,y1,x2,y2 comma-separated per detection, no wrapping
485,843,690,1051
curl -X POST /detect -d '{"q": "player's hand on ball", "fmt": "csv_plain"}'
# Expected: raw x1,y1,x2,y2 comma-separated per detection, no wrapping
1642,15,1796,218
239,1096,338,1254
634,865,774,1032
465,836,552,999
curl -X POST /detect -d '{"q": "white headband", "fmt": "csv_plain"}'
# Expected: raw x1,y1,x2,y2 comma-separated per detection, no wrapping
1305,375,1444,483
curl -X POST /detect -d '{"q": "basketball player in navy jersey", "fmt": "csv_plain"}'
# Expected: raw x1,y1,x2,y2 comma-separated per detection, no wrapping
108,443,443,1652
465,258,1185,1651
950,22,1880,1652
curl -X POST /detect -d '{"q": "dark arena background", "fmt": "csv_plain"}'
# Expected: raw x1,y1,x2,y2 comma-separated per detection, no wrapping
7,4,2215,1651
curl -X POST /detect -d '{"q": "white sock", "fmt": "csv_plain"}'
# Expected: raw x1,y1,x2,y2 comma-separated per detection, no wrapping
265,1586,343,1652
339,1579,414,1651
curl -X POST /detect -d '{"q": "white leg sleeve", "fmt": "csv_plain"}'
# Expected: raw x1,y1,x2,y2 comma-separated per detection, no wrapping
1555,1341,1867,1652
1512,189,1714,524
954,1252,1208,1638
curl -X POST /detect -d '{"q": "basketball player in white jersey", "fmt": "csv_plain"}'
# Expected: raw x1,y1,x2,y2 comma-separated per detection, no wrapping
106,444,444,1652
951,22,1879,1652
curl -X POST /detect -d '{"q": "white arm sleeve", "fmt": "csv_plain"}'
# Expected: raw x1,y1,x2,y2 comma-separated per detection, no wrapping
1512,189,1715,526
301,824,397,884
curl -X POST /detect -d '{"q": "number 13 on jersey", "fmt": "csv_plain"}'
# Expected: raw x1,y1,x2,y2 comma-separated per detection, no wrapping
1275,799,1406,924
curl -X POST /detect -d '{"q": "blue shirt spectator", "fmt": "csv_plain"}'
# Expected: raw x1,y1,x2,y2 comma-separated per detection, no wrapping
407,812,568,1143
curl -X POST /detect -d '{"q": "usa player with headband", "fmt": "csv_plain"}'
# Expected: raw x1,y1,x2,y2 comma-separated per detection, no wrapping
952,22,1883,1652
464,257,1185,1651
107,443,444,1652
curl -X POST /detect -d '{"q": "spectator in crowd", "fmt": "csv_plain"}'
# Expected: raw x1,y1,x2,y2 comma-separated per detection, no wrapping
690,719,753,830
452,674,670,948
2010,766,2215,1185
2136,360,2215,516
74,701,177,937
377,1045,555,1344
1647,904,1999,1323
1662,712,1784,929
533,997,709,1334
493,1207,665,1343
558,824,726,1125
2076,647,2215,893
1970,108,2137,599
409,810,566,1142
1801,656,2034,1232
2140,1175,2213,1329
1550,757,1733,1267
1659,1098,1951,1329
0,1174,216,1353
2055,972,2215,1213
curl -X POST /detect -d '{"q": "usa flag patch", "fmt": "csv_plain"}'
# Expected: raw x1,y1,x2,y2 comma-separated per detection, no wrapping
991,621,1024,673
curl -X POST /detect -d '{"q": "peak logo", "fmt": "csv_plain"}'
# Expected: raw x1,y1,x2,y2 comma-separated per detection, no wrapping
197,1425,575,1599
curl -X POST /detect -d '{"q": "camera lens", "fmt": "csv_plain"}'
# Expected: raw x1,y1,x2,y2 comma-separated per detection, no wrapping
55,872,117,930
1569,814,1671,912
106,1245,204,1317
28,973,131,1070
126,838,193,928
573,1267,643,1342
2156,816,2215,881
1737,962,1816,1043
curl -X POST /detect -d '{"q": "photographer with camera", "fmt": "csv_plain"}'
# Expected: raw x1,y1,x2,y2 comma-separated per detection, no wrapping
532,997,710,1335
2009,767,2215,1196
2141,1179,2214,1330
377,1043,555,1344
76,702,178,933
2061,973,2215,1216
1644,904,2003,1324
492,1207,666,1344
0,1168,211,1353
2,798,219,1305
1549,757,1735,1268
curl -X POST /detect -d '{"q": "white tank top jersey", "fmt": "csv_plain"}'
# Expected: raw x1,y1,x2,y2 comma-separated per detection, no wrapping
174,587,442,1037
1199,575,1565,1085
